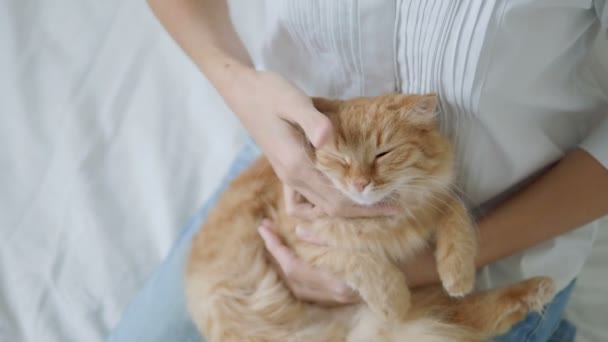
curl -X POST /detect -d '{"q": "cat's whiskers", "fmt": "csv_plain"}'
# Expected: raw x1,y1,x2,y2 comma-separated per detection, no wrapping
390,196,447,217
389,185,453,215
381,193,429,228
393,184,475,229
411,174,474,204
396,177,463,203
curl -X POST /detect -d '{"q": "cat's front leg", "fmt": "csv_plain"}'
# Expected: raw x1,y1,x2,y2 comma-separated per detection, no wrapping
314,251,411,322
434,198,477,297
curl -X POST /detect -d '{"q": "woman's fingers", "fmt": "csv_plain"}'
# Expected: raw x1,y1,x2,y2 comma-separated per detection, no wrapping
290,107,333,148
284,170,400,219
257,219,359,305
222,70,398,219
258,223,299,276
283,185,325,220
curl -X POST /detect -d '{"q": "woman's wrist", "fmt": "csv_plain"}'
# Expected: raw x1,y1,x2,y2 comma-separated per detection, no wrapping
200,52,255,96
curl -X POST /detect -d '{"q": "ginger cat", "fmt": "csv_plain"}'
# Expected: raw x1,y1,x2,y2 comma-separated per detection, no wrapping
185,94,555,341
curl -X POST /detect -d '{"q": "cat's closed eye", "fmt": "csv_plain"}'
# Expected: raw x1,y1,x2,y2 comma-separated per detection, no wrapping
375,150,392,159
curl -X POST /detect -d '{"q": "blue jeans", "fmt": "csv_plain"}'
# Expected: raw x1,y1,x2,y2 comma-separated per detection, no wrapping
107,140,576,342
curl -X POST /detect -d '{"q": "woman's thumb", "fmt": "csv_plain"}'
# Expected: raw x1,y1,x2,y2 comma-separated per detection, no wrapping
296,110,333,148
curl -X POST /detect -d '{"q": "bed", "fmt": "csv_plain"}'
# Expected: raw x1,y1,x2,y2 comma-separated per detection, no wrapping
0,1,606,341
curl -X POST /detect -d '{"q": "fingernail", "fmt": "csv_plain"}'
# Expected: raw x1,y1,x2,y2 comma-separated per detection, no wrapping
258,226,268,239
261,219,275,229
295,225,312,239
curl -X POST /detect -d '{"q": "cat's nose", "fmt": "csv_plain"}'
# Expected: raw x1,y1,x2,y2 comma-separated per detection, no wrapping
353,179,370,192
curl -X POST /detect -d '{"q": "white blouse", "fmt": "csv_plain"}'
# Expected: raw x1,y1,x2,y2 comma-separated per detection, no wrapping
228,0,608,291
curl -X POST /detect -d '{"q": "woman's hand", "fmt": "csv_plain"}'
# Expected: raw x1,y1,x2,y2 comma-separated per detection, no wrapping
225,69,396,219
257,219,359,306
148,0,393,219
258,219,442,303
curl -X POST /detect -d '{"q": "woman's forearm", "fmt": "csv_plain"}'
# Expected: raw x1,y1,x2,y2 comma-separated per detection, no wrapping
406,148,608,287
475,148,608,268
147,0,253,91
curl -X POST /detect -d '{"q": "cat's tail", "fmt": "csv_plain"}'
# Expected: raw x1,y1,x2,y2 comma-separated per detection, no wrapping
193,279,345,341
187,234,346,342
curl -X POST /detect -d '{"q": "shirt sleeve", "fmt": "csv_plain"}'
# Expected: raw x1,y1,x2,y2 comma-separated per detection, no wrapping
581,116,608,169
580,3,608,168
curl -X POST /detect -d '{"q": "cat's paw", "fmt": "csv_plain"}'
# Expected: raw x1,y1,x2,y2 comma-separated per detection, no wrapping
438,259,475,297
493,277,556,334
519,277,555,312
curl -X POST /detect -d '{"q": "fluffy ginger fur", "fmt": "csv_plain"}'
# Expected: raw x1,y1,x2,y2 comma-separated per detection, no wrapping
185,94,555,341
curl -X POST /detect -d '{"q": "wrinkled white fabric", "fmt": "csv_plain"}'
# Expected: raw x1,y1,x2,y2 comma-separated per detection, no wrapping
229,0,608,293
0,1,246,341
1,0,607,342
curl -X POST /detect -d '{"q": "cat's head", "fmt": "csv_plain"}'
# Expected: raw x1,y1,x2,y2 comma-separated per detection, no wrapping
310,94,454,207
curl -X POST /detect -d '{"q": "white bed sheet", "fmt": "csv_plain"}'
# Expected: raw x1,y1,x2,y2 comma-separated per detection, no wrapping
0,1,606,342
0,1,246,341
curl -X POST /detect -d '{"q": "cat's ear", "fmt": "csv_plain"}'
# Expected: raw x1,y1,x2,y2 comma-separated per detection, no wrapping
312,97,341,116
405,94,438,126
